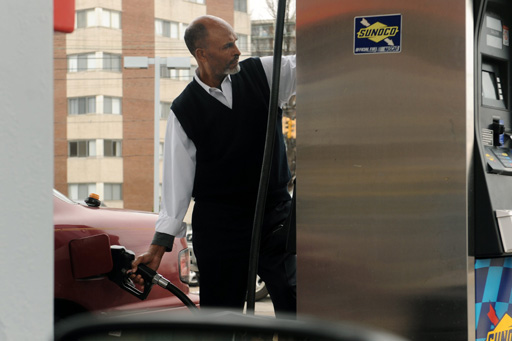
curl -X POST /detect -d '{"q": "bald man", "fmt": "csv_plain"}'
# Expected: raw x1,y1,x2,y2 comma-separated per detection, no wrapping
132,15,297,316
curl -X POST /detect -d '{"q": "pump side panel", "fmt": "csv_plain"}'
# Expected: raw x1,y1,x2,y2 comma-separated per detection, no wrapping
296,1,469,339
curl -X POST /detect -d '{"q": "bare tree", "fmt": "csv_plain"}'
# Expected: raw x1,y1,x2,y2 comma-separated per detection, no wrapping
264,0,296,22
264,0,296,55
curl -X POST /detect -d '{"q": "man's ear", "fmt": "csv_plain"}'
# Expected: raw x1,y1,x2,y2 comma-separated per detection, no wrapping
195,48,206,63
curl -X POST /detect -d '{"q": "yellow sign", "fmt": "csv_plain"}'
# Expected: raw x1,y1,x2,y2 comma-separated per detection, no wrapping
487,313,512,341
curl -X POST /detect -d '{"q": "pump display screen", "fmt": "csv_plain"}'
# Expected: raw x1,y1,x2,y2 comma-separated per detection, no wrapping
481,62,506,109
482,70,499,100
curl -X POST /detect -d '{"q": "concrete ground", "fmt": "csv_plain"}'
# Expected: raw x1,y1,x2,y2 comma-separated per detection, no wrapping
189,286,275,317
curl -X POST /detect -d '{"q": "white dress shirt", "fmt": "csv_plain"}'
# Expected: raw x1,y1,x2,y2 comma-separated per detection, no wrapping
156,55,296,238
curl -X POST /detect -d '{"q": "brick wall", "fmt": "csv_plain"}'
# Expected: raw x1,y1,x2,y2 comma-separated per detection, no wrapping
122,0,156,211
206,0,234,26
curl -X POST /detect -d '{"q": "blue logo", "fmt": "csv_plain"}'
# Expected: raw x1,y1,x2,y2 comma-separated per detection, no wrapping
354,14,402,55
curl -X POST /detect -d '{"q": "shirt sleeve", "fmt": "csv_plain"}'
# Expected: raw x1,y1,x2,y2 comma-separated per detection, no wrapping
260,55,297,108
154,110,196,240
151,232,176,252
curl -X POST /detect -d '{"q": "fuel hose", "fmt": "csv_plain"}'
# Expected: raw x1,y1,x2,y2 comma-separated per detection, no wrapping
137,263,198,310
246,0,288,314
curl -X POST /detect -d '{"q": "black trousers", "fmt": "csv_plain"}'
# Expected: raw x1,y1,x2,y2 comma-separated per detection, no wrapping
191,199,296,317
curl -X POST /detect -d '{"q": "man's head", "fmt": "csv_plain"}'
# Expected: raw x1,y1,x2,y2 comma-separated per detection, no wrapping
184,15,241,86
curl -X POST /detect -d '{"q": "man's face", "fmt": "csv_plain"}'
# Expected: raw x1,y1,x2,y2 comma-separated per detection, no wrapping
204,23,241,78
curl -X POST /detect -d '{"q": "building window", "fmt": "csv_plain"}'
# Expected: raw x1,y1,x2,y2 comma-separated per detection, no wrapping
155,19,166,36
161,65,189,80
160,65,171,78
258,39,273,51
234,0,247,12
68,96,96,115
68,183,97,202
285,23,296,36
68,53,96,72
69,140,96,157
76,8,121,29
237,34,248,51
103,53,121,71
101,9,121,29
155,19,180,39
68,53,121,72
160,102,171,120
104,183,123,200
104,96,122,114
159,142,164,159
253,24,273,37
76,9,96,28
181,23,188,40
104,140,122,157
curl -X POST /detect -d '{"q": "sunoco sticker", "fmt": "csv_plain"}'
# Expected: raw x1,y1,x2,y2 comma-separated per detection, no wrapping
354,14,402,55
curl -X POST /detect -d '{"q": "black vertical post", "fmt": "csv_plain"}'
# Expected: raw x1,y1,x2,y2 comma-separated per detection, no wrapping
246,0,287,315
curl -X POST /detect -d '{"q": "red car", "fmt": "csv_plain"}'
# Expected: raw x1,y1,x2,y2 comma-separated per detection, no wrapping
54,189,198,322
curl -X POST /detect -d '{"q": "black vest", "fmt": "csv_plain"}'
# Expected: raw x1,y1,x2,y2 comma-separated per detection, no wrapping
171,57,291,207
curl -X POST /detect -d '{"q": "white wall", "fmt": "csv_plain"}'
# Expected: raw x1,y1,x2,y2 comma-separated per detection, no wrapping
0,0,54,339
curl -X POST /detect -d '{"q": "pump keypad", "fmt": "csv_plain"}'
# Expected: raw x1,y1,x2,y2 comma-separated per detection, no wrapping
486,147,512,175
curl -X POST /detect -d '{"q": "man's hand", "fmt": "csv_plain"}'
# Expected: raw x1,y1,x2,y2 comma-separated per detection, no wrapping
130,244,166,285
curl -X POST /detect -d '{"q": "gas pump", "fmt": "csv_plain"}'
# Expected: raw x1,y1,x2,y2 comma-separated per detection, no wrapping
295,0,509,340
473,0,512,339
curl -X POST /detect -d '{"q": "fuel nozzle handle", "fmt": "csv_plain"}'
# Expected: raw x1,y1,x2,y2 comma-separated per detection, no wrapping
136,263,171,288
109,246,153,300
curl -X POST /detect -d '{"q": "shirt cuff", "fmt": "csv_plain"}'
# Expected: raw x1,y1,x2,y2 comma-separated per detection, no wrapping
155,215,188,238
151,232,175,252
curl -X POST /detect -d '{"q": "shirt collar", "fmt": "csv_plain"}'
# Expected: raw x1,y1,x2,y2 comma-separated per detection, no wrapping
194,71,232,93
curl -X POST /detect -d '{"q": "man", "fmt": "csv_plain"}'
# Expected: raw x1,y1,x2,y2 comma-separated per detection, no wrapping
131,15,296,316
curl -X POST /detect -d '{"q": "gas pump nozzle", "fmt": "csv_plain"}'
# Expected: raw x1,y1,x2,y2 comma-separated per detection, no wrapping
108,245,198,309
108,246,154,300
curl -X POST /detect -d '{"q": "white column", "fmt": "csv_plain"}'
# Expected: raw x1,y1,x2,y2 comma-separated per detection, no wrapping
0,0,53,339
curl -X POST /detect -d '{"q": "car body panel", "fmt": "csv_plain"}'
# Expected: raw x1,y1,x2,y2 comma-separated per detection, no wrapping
54,190,199,318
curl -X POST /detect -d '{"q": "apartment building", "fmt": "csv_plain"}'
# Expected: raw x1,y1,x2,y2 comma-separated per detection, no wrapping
54,0,251,211
251,18,295,57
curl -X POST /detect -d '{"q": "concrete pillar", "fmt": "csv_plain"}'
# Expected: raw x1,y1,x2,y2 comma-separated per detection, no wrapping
0,0,54,339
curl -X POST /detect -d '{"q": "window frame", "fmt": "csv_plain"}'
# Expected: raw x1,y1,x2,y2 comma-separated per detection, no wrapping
103,53,121,72
234,0,247,12
68,140,96,157
104,183,123,201
103,96,122,115
75,8,121,29
103,139,122,157
160,101,171,120
155,19,182,39
67,53,96,72
68,96,96,115
68,183,97,202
